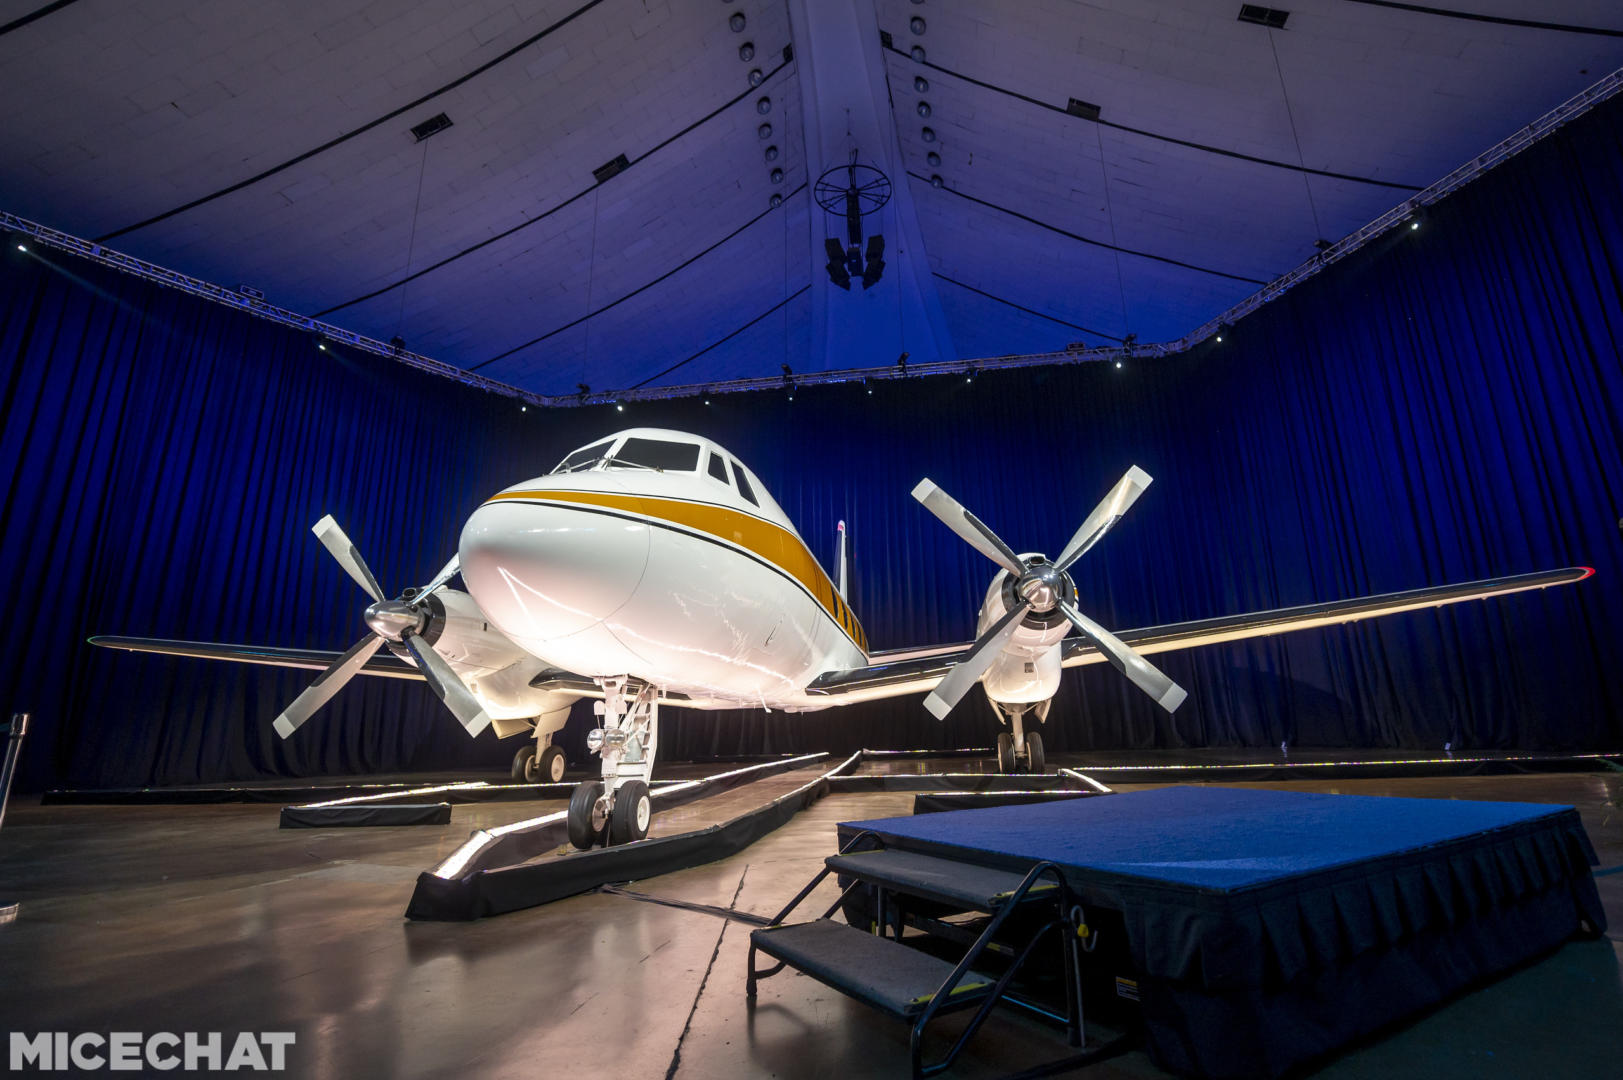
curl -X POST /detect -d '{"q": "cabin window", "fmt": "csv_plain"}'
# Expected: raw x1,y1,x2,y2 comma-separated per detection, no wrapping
732,460,759,506
607,437,701,473
552,440,613,473
706,452,730,485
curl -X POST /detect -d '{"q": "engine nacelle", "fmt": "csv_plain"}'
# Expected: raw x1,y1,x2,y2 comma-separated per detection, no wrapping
975,562,1070,705
393,589,579,724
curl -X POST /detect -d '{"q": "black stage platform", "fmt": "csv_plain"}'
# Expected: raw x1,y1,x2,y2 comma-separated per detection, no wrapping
839,786,1609,1079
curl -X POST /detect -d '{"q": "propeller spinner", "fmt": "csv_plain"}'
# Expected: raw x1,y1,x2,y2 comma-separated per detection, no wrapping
271,516,489,739
912,468,1187,720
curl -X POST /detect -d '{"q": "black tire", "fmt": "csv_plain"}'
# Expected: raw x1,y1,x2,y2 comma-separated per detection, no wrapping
511,744,536,782
1025,731,1046,774
537,744,567,783
568,781,606,850
608,780,652,845
996,731,1016,773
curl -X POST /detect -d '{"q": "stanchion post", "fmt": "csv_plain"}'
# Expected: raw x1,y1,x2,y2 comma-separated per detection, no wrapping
0,711,28,924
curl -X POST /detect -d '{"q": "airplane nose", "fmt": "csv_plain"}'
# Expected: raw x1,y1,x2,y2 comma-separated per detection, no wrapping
459,498,651,640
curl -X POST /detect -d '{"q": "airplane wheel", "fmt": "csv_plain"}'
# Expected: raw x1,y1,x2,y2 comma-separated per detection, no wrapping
537,744,567,783
1025,731,1046,774
608,780,651,845
568,781,607,850
511,744,536,782
996,732,1016,774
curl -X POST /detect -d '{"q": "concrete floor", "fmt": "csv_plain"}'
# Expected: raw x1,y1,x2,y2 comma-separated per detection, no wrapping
1,762,1620,1078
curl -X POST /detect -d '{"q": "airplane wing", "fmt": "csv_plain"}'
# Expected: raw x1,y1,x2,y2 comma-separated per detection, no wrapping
800,566,1593,706
89,636,426,680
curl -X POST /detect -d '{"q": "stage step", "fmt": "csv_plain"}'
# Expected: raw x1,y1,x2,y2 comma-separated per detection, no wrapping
750,919,995,1019
827,848,1060,911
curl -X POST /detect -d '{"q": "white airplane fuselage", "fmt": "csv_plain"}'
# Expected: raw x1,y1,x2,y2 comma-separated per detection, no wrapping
457,431,869,711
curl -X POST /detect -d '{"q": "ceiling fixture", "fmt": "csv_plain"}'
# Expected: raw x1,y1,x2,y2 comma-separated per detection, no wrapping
815,154,892,291
729,12,746,32
738,41,755,61
756,96,772,115
1066,98,1102,122
409,113,453,142
910,45,926,62
914,76,928,93
1237,4,1289,29
593,154,630,184
909,16,926,34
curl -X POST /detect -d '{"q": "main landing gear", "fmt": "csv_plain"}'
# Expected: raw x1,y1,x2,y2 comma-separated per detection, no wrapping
511,737,567,784
566,677,659,850
991,699,1049,774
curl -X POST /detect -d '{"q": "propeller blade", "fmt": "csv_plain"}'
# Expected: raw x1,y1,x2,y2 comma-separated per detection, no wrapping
414,554,460,603
400,632,492,738
1058,599,1187,712
923,600,1033,720
272,634,385,738
312,515,385,602
1055,466,1153,572
912,479,1026,577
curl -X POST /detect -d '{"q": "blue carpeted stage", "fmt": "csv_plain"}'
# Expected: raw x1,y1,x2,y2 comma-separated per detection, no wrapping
840,786,1607,1079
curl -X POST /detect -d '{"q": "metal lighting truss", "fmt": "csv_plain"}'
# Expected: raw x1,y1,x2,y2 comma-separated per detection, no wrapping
3,66,1619,408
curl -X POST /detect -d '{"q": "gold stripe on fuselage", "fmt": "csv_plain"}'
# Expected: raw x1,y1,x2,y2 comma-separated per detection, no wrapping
487,489,869,654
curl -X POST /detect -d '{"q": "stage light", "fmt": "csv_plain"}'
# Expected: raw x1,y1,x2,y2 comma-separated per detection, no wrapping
749,68,764,87
930,174,943,188
1115,360,1122,369
910,17,926,34
317,342,327,352
921,127,937,143
758,122,772,139
729,12,745,32
865,381,873,395
1410,221,1419,230
704,398,711,406
1216,335,1223,343
926,151,940,167
756,96,771,115
914,76,928,92
765,145,779,162
910,45,926,61
769,193,783,208
520,405,527,412
738,42,755,61
917,101,931,118
770,168,783,184
616,402,624,412
15,243,24,252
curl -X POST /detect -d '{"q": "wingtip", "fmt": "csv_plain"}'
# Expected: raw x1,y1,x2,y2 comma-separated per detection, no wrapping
911,478,937,502
310,513,337,537
463,712,492,738
273,716,296,739
1160,685,1188,713
1126,464,1153,488
923,693,952,721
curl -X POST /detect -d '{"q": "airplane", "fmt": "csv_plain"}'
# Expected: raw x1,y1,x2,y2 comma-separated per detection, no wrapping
93,427,1592,849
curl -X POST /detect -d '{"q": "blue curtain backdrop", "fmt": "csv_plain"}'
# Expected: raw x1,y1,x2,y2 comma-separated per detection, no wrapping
3,98,1621,790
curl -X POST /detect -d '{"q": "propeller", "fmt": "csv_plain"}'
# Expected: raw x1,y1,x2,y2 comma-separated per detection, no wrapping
912,470,1186,720
273,515,485,739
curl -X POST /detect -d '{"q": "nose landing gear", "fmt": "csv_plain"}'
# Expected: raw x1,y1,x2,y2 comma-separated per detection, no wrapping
567,677,659,849
991,698,1050,774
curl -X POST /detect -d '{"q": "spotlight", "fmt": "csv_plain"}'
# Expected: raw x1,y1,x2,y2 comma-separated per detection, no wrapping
756,96,771,115
729,12,745,32
910,16,926,34
930,174,944,188
15,243,24,252
769,193,783,208
914,76,929,93
317,341,327,352
861,235,885,289
865,380,873,395
765,145,779,162
926,151,940,167
824,237,852,290
1215,335,1223,343
616,402,625,412
770,167,783,184
921,127,936,143
758,122,772,139
749,68,764,87
521,405,527,412
1115,360,1122,369
738,41,755,61
916,101,931,118
910,45,926,62
704,398,711,406
1409,220,1420,230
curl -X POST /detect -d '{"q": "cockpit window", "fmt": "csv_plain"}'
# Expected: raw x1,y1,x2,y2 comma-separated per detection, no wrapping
706,452,730,485
606,437,701,473
732,459,759,506
552,440,614,473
